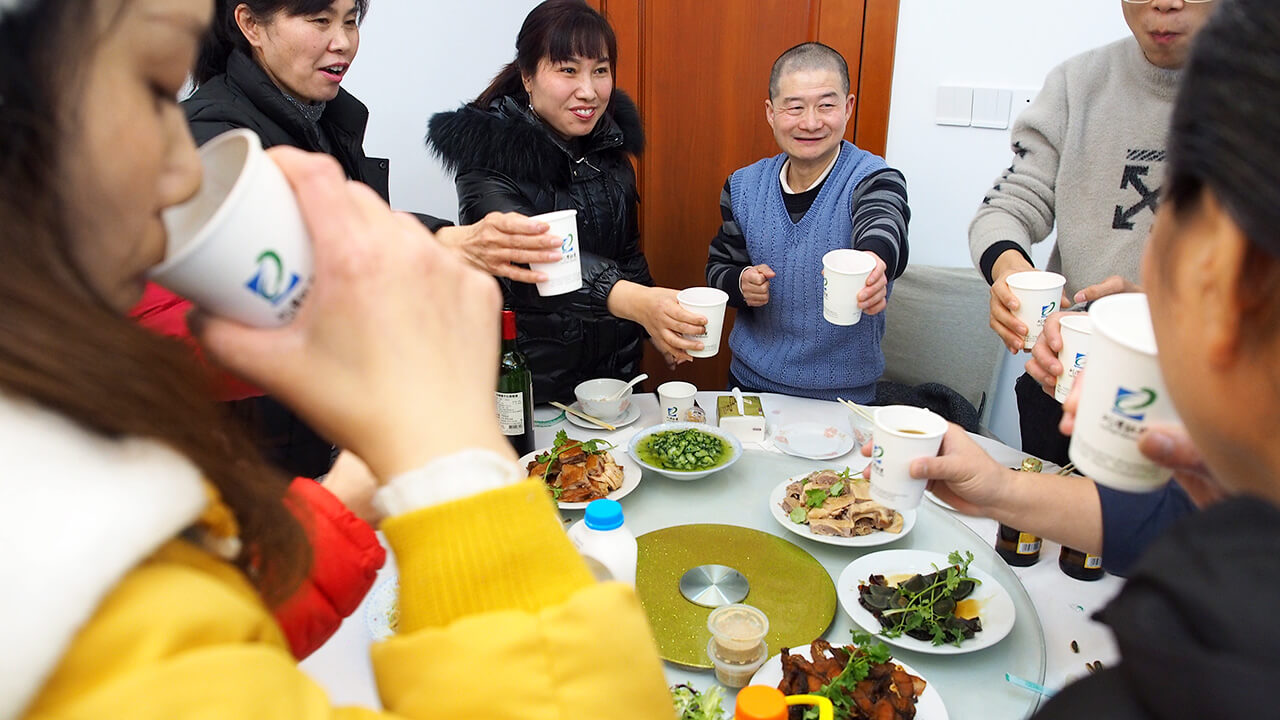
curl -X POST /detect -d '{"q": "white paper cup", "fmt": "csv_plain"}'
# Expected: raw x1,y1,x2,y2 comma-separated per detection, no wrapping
150,129,312,328
1054,314,1092,403
529,209,583,296
1068,294,1179,491
677,287,729,358
1006,271,1066,349
657,381,697,423
822,249,876,326
868,405,948,510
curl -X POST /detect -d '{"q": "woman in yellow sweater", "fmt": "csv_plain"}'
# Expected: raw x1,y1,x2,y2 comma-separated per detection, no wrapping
0,1,669,718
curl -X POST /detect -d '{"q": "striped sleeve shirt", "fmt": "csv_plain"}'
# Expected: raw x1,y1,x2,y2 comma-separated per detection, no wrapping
705,167,910,308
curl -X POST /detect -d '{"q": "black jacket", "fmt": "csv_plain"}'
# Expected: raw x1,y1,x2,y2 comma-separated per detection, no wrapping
1036,495,1280,719
183,49,449,230
427,92,653,403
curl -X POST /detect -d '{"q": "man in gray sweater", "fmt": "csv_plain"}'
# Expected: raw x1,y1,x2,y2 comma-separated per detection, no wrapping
969,0,1215,464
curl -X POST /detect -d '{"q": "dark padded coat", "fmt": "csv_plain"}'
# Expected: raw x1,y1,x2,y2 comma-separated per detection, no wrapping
428,92,652,403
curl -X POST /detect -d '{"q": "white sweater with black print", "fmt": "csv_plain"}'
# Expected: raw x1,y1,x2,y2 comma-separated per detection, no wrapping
969,37,1181,298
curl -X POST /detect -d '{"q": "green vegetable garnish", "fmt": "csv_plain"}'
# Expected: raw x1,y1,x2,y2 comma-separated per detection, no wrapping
802,630,894,720
789,506,808,524
670,683,725,720
536,430,615,483
877,550,982,646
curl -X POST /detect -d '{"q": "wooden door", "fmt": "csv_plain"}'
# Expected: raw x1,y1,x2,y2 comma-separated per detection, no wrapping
588,0,901,394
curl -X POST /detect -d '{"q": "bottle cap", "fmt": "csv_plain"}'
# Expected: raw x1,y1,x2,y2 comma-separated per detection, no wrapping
734,686,787,720
502,310,517,341
583,498,623,530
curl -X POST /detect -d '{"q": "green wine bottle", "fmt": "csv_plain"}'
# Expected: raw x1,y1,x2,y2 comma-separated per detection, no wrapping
497,310,535,455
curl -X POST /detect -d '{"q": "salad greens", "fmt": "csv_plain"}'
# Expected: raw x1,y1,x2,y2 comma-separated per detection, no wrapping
670,683,725,720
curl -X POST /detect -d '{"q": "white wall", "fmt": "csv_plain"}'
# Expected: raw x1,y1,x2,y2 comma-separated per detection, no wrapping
884,0,1131,445
342,1,543,220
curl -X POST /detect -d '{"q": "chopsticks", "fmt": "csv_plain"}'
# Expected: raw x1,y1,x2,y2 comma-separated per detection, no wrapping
1055,462,1077,476
549,401,617,431
836,397,876,424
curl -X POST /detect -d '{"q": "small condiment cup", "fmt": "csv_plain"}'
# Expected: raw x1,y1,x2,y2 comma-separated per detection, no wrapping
706,603,770,688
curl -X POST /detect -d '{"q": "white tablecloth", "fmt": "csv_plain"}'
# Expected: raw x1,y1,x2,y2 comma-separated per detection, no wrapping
300,392,1123,717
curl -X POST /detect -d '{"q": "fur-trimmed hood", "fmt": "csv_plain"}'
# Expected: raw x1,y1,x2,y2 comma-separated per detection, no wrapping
427,90,643,187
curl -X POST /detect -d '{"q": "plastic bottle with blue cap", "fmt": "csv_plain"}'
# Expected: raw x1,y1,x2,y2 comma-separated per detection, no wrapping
566,498,638,586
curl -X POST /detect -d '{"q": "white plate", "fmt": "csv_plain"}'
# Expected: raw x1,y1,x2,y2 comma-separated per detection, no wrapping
768,476,916,547
519,443,642,510
627,422,743,481
565,401,642,430
773,421,855,460
837,549,1016,655
750,644,948,720
364,578,398,641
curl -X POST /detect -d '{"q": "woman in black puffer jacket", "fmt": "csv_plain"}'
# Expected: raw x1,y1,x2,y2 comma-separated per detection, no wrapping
428,0,705,404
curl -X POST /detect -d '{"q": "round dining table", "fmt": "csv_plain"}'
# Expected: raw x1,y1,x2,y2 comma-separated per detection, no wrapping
300,392,1125,719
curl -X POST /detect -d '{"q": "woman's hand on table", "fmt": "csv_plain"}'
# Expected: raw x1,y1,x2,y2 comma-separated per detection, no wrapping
607,281,706,365
434,211,562,284
194,148,513,480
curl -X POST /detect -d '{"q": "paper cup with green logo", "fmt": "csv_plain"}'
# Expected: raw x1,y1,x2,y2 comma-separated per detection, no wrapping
150,129,312,328
868,405,948,510
1006,271,1066,350
1054,313,1092,403
822,249,876,326
1068,293,1179,491
529,209,582,296
657,381,698,422
677,287,729,358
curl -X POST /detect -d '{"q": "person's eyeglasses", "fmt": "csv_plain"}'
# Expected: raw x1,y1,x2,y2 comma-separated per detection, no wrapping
1121,0,1213,4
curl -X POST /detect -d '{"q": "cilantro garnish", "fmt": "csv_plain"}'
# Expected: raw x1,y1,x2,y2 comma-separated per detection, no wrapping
802,630,894,720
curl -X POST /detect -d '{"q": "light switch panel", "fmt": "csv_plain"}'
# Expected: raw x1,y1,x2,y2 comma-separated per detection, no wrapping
936,86,972,127
972,88,1012,130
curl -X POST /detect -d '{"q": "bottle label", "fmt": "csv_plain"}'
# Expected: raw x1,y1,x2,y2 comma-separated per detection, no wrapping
1016,533,1042,555
496,392,525,435
1084,554,1103,569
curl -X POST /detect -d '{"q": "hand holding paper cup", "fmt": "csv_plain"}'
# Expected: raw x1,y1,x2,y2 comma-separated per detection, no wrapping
677,287,729,358
822,249,876,326
1069,293,1180,491
868,405,948,510
1006,271,1066,350
528,209,583,296
150,129,312,328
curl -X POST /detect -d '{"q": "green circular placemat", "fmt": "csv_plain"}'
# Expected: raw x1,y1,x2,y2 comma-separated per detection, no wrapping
636,523,836,669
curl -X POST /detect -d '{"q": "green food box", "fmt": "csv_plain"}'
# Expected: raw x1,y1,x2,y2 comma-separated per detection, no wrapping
716,395,765,442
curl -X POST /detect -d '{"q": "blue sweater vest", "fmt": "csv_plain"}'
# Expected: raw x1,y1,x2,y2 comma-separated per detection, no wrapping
728,141,888,402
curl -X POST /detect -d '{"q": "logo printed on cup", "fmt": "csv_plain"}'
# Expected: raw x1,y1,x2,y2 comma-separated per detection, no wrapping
245,250,302,305
1112,386,1158,422
1040,302,1057,319
1072,352,1087,369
